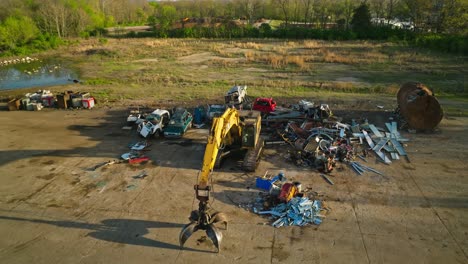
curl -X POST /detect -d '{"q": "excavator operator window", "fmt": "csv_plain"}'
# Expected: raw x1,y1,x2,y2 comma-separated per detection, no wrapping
242,125,255,148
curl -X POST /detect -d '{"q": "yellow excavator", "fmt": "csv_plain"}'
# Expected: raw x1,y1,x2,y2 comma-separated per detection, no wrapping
179,107,264,252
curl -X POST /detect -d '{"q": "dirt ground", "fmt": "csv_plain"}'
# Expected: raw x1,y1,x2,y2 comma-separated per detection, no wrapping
0,102,467,264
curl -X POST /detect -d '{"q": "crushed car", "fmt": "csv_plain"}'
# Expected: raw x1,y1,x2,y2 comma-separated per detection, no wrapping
137,109,170,138
252,97,277,114
225,85,247,106
163,107,193,138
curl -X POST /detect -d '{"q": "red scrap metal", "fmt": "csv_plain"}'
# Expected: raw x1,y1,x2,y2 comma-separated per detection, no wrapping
278,183,298,202
252,97,277,113
129,156,150,164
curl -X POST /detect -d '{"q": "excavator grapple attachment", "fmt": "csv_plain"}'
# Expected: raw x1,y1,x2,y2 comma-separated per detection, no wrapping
179,222,199,249
206,225,223,252
179,207,227,252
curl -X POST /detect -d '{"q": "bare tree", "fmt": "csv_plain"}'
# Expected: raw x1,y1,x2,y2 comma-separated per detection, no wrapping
386,0,395,24
369,0,386,19
343,0,356,29
236,0,262,23
292,0,301,23
276,0,291,26
313,0,331,29
402,0,432,31
301,0,313,24
36,0,70,38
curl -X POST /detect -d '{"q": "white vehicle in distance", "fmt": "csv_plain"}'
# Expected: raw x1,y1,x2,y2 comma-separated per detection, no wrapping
225,85,247,106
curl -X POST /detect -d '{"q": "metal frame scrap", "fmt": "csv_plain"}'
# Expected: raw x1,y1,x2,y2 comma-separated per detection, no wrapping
259,197,323,227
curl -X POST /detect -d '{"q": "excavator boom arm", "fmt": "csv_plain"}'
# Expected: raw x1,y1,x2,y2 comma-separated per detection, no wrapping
199,108,241,187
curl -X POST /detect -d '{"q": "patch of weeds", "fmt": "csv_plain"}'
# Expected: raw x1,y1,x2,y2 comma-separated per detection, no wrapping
93,88,113,100
83,78,114,85
443,106,468,117
85,48,118,57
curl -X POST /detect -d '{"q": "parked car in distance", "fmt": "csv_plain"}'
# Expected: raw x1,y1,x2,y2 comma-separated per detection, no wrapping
207,104,227,121
163,108,193,138
252,97,277,113
137,109,170,138
127,108,142,125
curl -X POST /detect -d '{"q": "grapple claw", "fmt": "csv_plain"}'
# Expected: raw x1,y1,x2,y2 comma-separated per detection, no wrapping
211,212,228,230
179,202,228,252
206,224,223,252
179,222,199,248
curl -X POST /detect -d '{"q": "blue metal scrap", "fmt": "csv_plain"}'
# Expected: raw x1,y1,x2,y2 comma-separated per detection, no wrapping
258,197,323,228
349,161,384,176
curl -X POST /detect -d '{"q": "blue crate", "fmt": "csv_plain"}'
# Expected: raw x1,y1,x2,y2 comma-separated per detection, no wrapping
256,177,273,191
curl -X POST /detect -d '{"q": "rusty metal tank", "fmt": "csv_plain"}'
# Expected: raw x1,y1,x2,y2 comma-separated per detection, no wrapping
397,82,443,130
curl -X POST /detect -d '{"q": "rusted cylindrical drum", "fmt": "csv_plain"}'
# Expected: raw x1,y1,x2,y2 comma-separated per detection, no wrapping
397,82,443,130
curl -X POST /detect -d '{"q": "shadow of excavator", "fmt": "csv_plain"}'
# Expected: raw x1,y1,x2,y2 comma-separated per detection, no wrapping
0,215,214,253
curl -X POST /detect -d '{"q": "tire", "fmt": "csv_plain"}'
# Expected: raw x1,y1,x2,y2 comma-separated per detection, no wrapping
154,129,163,138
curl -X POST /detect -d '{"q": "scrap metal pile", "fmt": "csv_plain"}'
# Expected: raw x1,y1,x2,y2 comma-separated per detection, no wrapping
253,172,325,227
259,197,323,227
269,101,409,174
121,141,152,164
8,90,95,111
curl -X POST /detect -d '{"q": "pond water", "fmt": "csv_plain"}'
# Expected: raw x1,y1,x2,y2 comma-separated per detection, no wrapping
0,59,79,90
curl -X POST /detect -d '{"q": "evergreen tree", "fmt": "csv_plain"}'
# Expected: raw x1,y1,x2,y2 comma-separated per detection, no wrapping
351,3,372,31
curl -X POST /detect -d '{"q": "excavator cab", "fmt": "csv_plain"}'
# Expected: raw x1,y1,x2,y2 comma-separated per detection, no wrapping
242,124,256,147
239,110,263,172
240,110,261,148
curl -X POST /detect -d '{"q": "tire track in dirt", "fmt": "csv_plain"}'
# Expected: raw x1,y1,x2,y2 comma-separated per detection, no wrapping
403,169,468,261
8,179,57,209
0,233,44,255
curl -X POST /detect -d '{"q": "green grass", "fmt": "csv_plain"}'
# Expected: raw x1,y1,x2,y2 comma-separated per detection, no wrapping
83,78,115,85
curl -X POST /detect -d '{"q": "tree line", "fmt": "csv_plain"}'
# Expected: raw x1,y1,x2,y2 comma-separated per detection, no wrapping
0,0,466,55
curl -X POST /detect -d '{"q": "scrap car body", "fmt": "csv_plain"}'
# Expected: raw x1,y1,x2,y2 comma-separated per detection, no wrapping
207,104,227,121
252,97,277,113
164,108,193,138
225,85,247,106
137,109,170,138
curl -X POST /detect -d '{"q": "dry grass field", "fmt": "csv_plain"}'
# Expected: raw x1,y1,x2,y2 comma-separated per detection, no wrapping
2,38,465,112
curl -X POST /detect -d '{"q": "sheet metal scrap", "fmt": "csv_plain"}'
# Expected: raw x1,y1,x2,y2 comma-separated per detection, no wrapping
286,122,311,139
349,161,384,176
130,141,151,151
259,197,323,227
362,130,392,164
266,108,306,122
320,174,334,185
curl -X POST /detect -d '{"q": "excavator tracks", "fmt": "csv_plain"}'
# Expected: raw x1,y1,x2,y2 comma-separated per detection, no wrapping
242,138,264,172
